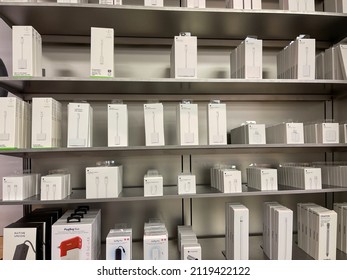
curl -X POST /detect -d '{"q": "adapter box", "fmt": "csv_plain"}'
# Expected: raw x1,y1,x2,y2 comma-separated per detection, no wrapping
144,174,163,197
178,174,196,195
144,103,165,146
106,229,132,260
207,103,227,145
143,232,168,260
177,103,199,145
108,104,128,147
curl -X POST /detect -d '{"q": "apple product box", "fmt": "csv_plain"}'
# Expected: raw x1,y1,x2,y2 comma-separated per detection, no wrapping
241,37,263,79
90,27,114,78
2,175,32,201
86,166,123,199
108,104,128,147
67,102,93,148
297,38,316,80
317,123,339,144
106,229,132,260
144,172,163,197
207,103,227,145
144,0,164,7
220,169,242,193
339,124,347,143
99,0,113,4
177,103,199,145
178,174,196,195
182,0,205,8
0,97,21,148
40,174,70,201
171,33,197,79
144,103,165,146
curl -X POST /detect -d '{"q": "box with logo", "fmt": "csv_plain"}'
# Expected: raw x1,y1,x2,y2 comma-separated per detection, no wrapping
2,174,38,201
247,167,278,191
266,123,304,144
177,173,196,195
181,243,201,260
230,122,266,144
106,228,132,260
143,222,168,260
207,102,227,145
177,102,199,145
108,103,128,147
144,170,163,197
40,174,71,201
144,103,165,146
144,0,163,7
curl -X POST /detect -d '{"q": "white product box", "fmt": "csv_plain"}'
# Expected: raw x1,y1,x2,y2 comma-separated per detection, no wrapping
226,0,243,8
178,174,196,195
272,207,293,260
263,202,281,259
143,232,168,260
57,0,88,2
0,97,20,148
338,44,347,79
182,0,205,8
12,26,42,77
266,123,304,144
230,123,266,144
333,203,347,251
251,0,261,9
177,226,193,251
340,124,347,143
86,166,123,199
144,0,164,7
318,123,339,143
297,38,316,80
99,0,113,4
106,229,132,260
144,103,165,146
280,0,314,11
144,171,163,197
52,211,100,260
247,167,278,191
207,103,227,145
32,98,62,148
325,0,347,12
170,33,197,79
177,103,199,145
220,169,242,193
181,243,201,260
226,204,249,260
67,102,93,147
40,174,70,201
90,27,114,78
108,104,128,147
337,0,347,12
316,52,325,79
2,175,31,201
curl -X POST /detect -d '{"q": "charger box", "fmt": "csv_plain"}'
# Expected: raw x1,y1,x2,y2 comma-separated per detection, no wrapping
144,172,163,197
266,123,304,144
304,122,340,144
90,27,114,78
207,103,227,145
171,33,197,79
99,0,113,4
333,203,347,252
225,203,249,260
86,166,123,199
32,98,62,148
67,103,93,148
144,0,164,7
177,103,199,145
182,0,205,8
144,103,165,146
230,123,266,144
178,174,196,195
108,104,128,147
247,167,278,191
106,228,132,260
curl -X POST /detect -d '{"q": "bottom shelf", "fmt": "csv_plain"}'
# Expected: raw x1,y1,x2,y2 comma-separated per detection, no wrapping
100,235,347,260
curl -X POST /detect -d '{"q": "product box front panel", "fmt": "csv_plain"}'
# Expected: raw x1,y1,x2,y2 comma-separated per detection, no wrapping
143,234,168,260
207,103,227,145
108,104,128,147
177,103,199,145
106,232,132,260
144,103,165,146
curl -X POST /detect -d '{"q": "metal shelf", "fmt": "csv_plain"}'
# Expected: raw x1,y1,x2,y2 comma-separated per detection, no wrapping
1,144,347,158
0,4,347,42
1,184,346,205
0,77,347,98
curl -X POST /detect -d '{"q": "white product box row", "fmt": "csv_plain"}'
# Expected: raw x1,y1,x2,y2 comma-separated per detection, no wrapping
312,163,347,187
334,202,347,254
210,165,242,193
143,221,168,260
277,36,316,80
177,226,201,260
40,173,71,200
247,167,278,191
225,203,249,260
2,173,40,201
263,202,293,260
279,0,315,12
278,165,322,190
297,203,337,259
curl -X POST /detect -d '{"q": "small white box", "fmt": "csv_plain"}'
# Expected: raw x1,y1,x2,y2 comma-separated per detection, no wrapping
108,104,128,147
297,38,316,80
40,174,70,201
143,232,168,260
182,0,205,8
0,97,21,148
2,175,31,201
144,0,163,6
207,103,227,145
319,123,340,144
182,243,201,260
90,27,114,78
114,0,122,4
178,174,196,195
86,166,123,199
339,124,347,143
144,171,163,197
67,102,93,148
226,0,243,8
144,103,165,146
273,207,293,260
171,33,197,79
252,0,262,9
106,229,132,260
220,169,242,193
177,103,199,145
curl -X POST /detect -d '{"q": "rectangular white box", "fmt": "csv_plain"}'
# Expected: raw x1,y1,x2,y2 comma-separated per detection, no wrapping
220,169,242,193
90,27,114,78
143,233,168,260
32,98,62,148
297,38,316,80
263,202,280,259
177,103,199,145
99,0,113,4
0,97,20,148
144,174,163,197
318,123,340,144
182,0,205,8
338,44,347,79
106,229,132,260
334,203,347,251
2,175,31,201
40,174,70,201
108,104,128,147
181,243,201,260
242,37,263,79
171,33,197,79
114,0,122,4
273,207,293,260
144,0,164,7
178,174,196,195
86,166,123,199
252,0,262,9
207,103,227,145
67,103,93,147
144,103,165,146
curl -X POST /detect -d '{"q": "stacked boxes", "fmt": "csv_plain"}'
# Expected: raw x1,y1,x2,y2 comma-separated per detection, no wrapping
2,173,41,200
230,122,266,144
304,122,340,144
144,103,165,146
279,0,315,12
182,0,205,8
177,226,201,260
297,203,337,259
247,166,278,191
333,202,347,253
106,225,132,260
108,103,128,147
312,162,347,187
266,123,304,144
0,97,31,149
207,102,227,145
277,36,316,80
40,173,71,200
143,221,168,260
210,165,242,193
177,102,199,145
12,26,42,77
230,37,263,79
32,98,62,148
225,203,249,260
263,202,293,260
324,0,347,13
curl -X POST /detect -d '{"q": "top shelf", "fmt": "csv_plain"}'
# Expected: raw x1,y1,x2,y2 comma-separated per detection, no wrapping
0,4,347,42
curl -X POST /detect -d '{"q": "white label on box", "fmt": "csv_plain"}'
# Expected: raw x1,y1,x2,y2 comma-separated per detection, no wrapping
108,104,128,147
248,124,266,144
144,103,165,146
177,103,199,145
182,243,201,260
286,123,304,144
322,123,339,143
207,103,227,145
178,175,196,194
